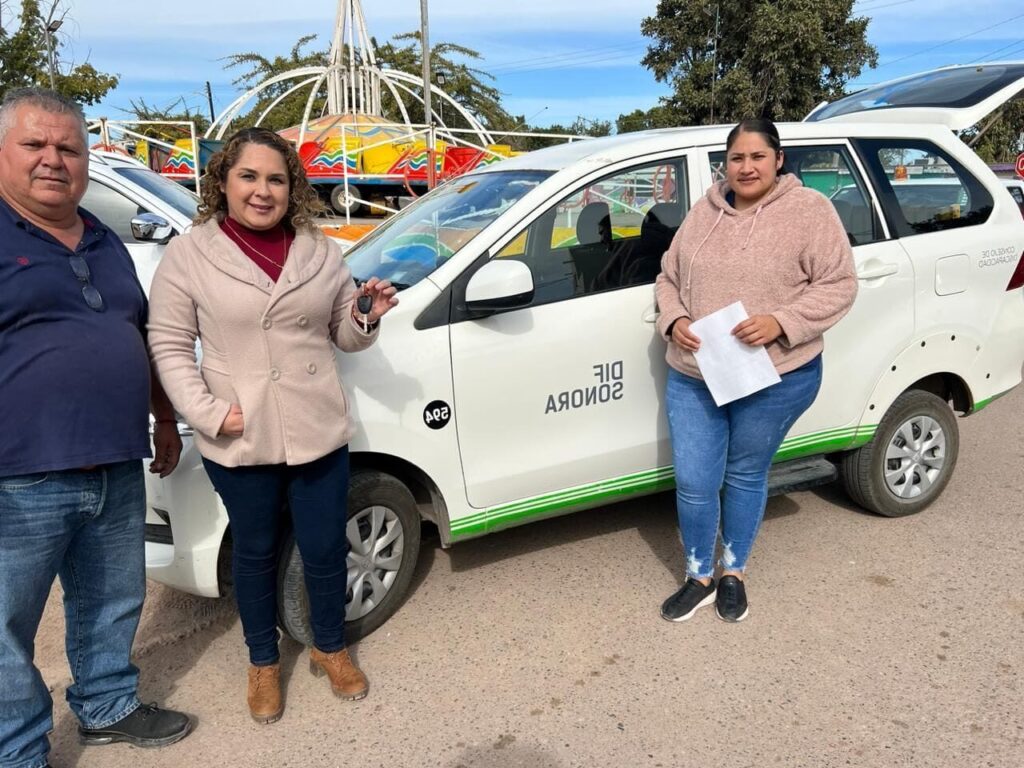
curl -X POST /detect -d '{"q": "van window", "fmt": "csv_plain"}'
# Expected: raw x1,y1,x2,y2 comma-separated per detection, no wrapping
493,159,687,306
709,144,881,246
854,139,993,236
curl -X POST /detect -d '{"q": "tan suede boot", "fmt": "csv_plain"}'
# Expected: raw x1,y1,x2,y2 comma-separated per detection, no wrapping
247,663,283,723
308,647,368,700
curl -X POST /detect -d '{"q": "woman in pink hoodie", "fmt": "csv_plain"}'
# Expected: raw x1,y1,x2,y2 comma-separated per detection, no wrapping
655,118,857,623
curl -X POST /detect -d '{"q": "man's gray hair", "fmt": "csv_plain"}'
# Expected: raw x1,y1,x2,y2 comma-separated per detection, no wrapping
0,88,89,146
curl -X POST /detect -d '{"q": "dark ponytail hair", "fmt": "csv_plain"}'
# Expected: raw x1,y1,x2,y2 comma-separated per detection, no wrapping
726,117,790,175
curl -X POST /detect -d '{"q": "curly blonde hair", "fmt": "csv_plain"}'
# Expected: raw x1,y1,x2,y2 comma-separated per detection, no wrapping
195,127,326,230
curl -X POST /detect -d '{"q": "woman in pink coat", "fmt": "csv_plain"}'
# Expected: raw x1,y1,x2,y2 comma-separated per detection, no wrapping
148,128,397,723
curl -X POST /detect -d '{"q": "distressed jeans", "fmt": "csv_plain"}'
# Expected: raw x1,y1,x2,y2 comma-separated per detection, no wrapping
0,461,145,768
666,356,822,579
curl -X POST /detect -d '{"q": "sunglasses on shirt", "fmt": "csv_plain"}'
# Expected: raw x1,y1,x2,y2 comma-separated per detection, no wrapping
68,255,105,312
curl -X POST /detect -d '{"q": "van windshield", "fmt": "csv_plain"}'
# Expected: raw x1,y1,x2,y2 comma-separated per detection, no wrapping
346,170,551,289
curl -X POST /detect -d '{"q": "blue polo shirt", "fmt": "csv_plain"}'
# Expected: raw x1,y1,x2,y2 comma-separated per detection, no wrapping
0,196,152,477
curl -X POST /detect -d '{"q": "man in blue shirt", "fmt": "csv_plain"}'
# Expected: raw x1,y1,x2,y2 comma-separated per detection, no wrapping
0,88,193,768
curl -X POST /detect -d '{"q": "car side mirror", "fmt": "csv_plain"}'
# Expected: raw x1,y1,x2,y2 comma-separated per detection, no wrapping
130,213,174,244
464,259,534,314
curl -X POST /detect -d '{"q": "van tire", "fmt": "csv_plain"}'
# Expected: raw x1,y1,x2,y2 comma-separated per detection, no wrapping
277,470,422,644
840,390,959,517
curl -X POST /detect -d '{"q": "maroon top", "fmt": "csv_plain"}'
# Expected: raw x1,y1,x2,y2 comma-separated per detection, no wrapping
220,216,294,282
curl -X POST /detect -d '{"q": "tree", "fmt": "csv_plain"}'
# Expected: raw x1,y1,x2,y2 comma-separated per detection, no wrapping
511,116,611,151
122,97,211,139
634,0,877,126
0,0,118,105
373,32,516,131
221,31,516,132
963,101,1024,164
222,34,329,131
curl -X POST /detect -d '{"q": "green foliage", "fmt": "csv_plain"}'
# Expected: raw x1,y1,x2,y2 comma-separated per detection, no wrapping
963,101,1024,164
632,0,877,126
221,34,330,131
220,30,516,132
616,105,676,134
511,116,611,151
374,32,515,131
121,97,211,139
0,0,118,106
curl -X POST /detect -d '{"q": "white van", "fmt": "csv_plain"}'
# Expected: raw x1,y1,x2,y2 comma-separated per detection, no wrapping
143,62,1024,642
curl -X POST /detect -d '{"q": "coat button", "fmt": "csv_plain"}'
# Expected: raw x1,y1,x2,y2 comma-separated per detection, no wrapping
306,362,317,374
270,368,280,381
297,315,309,327
262,318,273,330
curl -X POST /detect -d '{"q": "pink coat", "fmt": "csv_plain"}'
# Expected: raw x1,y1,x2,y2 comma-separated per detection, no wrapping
655,174,857,378
148,219,377,467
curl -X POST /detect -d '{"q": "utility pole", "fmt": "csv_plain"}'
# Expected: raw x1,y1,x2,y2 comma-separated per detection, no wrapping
419,0,435,188
205,81,215,123
44,18,63,91
705,4,719,124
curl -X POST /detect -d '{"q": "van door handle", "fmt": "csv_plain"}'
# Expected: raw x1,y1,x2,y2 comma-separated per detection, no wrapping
642,307,659,323
857,262,899,280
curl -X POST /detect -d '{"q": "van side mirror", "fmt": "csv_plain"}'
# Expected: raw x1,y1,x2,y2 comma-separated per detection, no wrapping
131,213,174,244
464,259,535,314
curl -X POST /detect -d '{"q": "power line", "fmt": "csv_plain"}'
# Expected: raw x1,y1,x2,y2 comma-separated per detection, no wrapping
968,38,1024,63
875,11,1024,70
486,41,646,75
853,0,919,14
492,49,648,77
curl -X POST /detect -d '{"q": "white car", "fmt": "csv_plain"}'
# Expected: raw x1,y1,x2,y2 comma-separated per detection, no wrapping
86,151,199,290
143,62,1024,642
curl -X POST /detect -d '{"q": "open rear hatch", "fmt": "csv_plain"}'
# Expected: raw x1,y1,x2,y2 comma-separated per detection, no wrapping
805,62,1024,130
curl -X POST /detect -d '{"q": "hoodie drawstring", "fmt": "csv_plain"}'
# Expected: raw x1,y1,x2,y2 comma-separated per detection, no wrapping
685,208,724,291
742,205,762,250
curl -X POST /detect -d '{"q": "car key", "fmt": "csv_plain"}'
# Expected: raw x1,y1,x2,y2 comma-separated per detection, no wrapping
356,290,373,332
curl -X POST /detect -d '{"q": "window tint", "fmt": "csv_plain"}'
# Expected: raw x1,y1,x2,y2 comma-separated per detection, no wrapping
709,145,881,245
854,139,993,236
1007,186,1024,205
81,181,147,243
494,160,687,307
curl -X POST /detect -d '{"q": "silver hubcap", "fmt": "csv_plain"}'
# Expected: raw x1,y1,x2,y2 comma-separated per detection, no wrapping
345,505,404,620
883,415,947,500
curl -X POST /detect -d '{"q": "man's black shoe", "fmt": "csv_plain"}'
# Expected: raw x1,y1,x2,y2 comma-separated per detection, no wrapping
661,578,716,622
716,575,749,622
79,703,193,748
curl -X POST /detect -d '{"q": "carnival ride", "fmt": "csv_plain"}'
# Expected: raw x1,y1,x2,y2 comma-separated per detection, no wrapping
104,0,578,221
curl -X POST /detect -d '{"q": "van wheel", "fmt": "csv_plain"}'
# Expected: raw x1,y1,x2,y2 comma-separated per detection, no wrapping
330,184,364,216
278,470,422,644
840,390,959,517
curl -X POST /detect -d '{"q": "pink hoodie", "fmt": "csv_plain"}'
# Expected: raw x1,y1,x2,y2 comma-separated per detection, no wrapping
655,174,857,379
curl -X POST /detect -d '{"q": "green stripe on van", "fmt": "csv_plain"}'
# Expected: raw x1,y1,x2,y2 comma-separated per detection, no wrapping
449,424,878,541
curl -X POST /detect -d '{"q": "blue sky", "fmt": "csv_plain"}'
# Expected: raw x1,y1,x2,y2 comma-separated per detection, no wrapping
25,0,1024,129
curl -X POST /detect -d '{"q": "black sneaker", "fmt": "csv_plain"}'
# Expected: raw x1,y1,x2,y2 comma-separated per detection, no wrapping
716,575,749,622
661,578,716,622
79,703,193,748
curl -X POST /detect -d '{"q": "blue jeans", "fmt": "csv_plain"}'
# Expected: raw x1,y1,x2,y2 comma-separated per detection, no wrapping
666,357,823,580
0,461,145,768
202,447,350,666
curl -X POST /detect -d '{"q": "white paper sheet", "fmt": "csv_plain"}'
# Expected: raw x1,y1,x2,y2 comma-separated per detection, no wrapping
689,301,781,406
